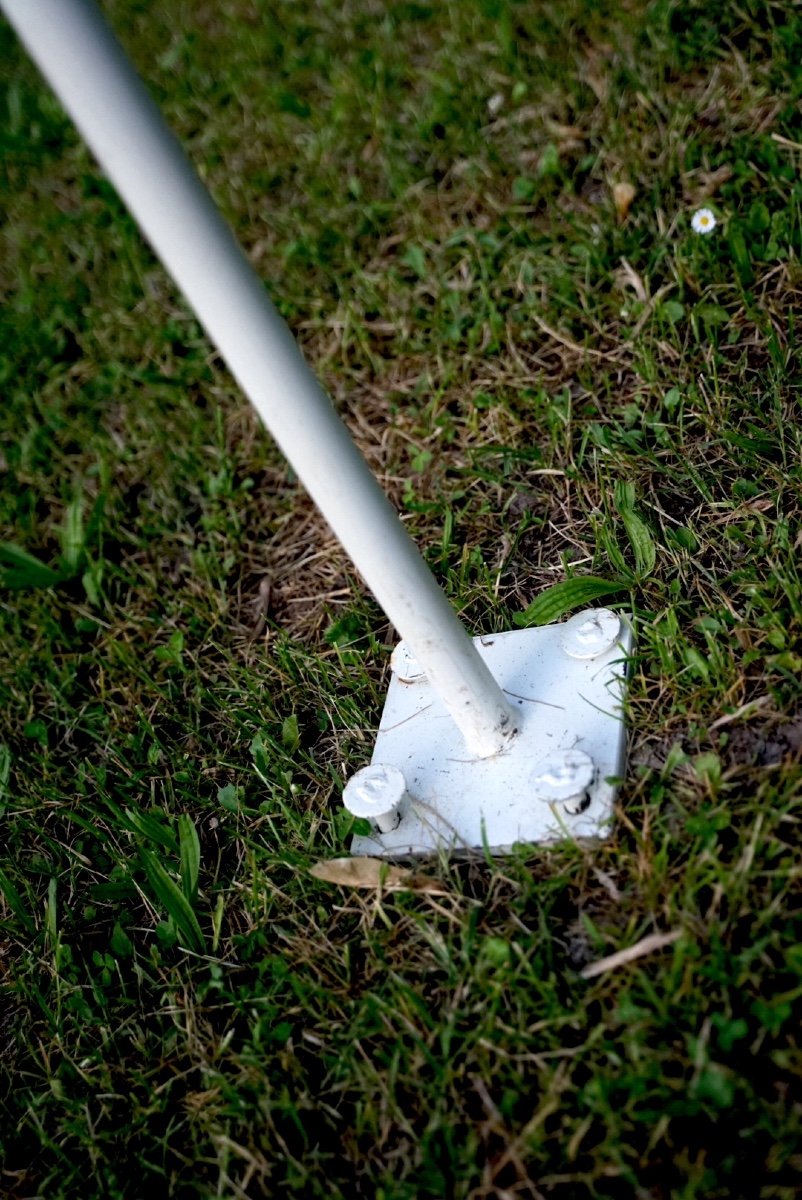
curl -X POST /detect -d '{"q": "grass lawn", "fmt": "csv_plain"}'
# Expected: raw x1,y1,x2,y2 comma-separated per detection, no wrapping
2,0,802,1195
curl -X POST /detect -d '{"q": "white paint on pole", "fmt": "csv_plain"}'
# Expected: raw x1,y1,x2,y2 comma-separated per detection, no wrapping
2,0,517,758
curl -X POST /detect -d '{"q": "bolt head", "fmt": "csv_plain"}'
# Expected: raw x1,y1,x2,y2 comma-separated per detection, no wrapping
531,749,594,804
343,763,408,832
390,640,426,683
560,608,621,660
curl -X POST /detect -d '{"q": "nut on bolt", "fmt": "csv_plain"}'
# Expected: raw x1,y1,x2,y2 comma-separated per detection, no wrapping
560,608,621,660
531,749,595,816
342,763,409,833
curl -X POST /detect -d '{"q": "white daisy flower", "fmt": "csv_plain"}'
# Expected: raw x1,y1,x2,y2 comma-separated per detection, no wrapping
691,207,717,235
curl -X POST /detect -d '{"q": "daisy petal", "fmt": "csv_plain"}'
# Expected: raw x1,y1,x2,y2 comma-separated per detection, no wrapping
691,207,717,235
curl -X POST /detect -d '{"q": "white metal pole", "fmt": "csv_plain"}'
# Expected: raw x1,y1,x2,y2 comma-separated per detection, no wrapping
2,0,517,758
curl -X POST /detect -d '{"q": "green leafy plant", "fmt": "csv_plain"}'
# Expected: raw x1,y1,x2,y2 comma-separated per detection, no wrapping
614,480,657,580
140,846,205,953
514,576,628,627
0,491,104,601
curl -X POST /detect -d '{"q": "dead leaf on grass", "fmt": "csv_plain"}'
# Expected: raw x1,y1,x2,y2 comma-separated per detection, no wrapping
709,695,771,730
581,47,611,104
309,857,447,893
617,257,648,302
612,181,636,223
546,120,586,152
580,929,682,980
685,164,733,205
772,132,802,152
246,575,272,642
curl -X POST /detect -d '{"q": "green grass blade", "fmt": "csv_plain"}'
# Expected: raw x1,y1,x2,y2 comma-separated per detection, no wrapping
281,714,300,752
0,867,36,933
0,542,61,589
514,577,628,627
140,849,205,952
0,743,10,812
45,877,58,950
178,813,201,903
615,481,656,580
124,807,179,852
59,495,85,573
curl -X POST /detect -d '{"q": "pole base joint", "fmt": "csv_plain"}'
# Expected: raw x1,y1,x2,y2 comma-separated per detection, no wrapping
343,609,633,857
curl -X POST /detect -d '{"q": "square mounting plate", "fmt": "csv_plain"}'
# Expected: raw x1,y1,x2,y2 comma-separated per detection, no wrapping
349,611,633,857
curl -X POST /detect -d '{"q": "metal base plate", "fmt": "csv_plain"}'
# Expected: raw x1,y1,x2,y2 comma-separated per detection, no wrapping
349,614,632,857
